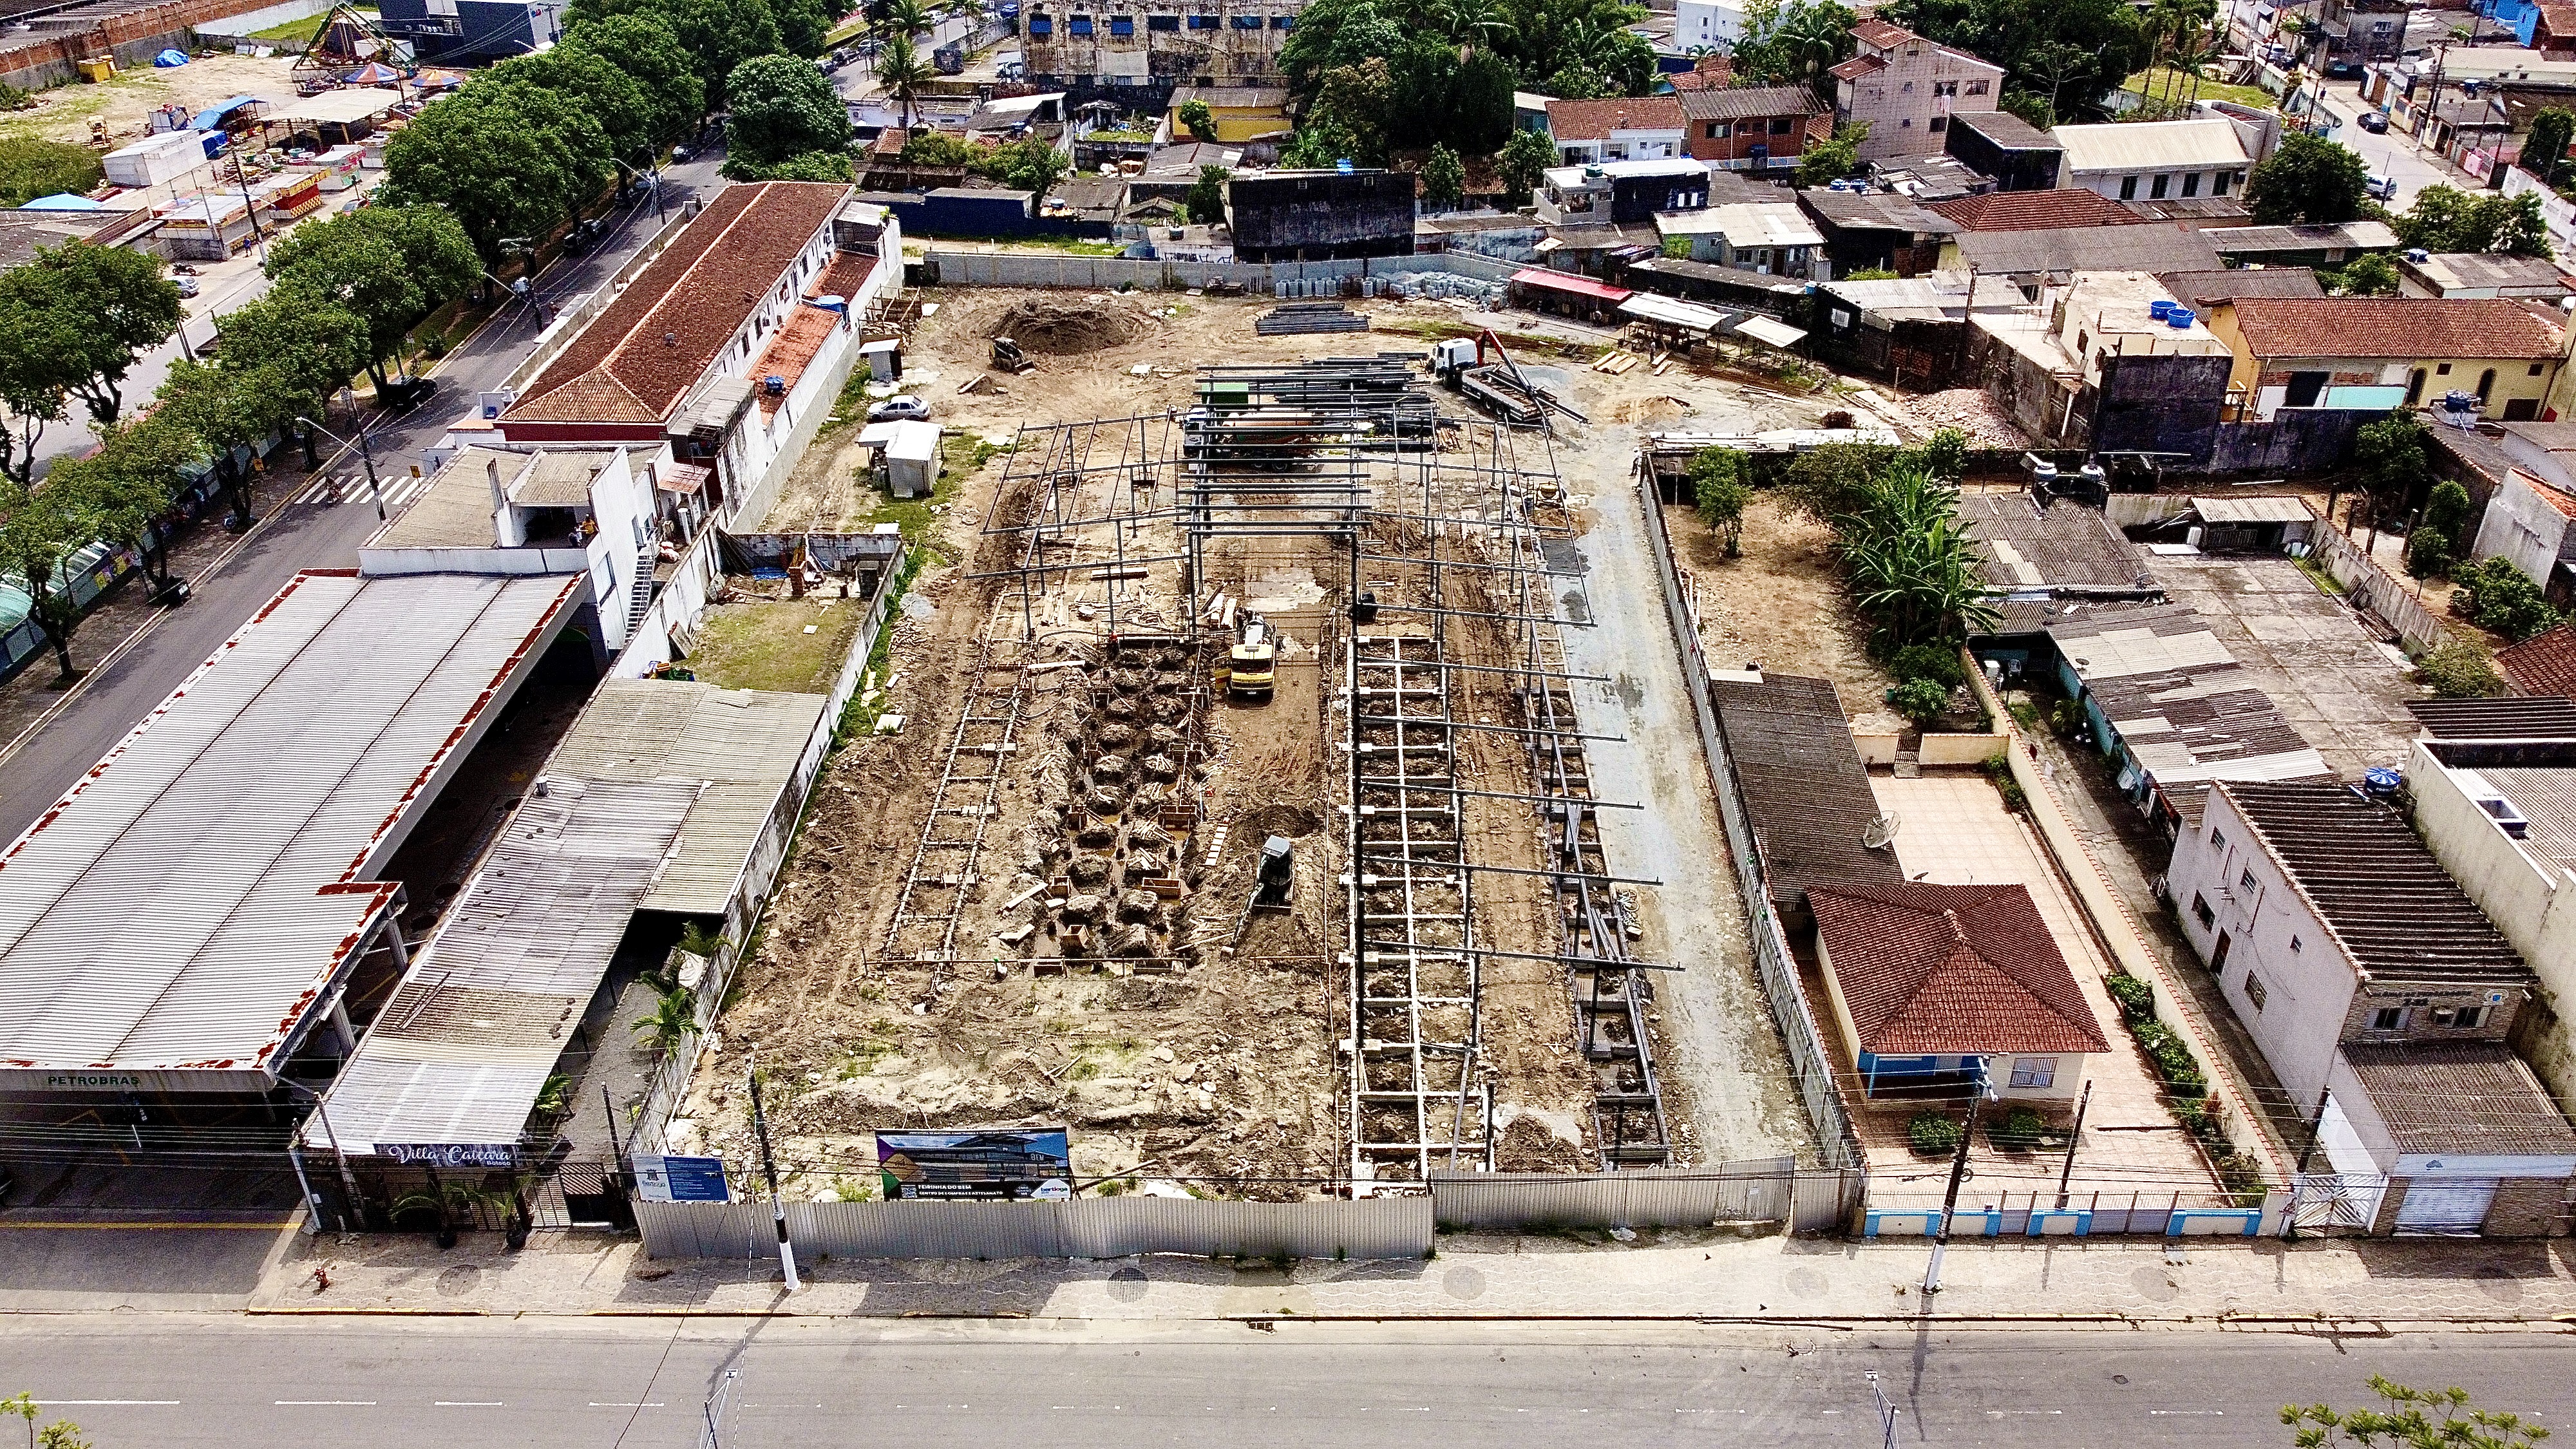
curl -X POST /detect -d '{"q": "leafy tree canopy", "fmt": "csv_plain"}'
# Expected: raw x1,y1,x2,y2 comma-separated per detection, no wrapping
723,53,853,172
565,0,784,110
1421,142,1467,207
2286,1376,2548,1449
381,79,613,261
2394,184,2553,257
264,205,478,386
491,44,656,166
1730,0,1855,96
556,12,707,151
2244,133,2368,225
0,240,181,429
1882,0,2148,120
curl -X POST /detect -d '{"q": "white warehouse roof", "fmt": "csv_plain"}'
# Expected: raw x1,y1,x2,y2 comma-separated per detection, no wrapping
2052,119,2250,176
0,571,578,1092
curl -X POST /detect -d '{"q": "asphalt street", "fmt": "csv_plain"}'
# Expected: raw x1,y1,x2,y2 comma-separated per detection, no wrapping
4,1318,2569,1447
0,151,729,847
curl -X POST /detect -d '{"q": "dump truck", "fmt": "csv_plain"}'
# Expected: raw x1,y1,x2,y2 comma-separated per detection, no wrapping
1227,616,1276,701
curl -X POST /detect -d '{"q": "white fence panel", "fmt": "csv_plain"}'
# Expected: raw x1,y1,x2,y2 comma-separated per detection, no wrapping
638,1195,1432,1261
1427,1159,1817,1231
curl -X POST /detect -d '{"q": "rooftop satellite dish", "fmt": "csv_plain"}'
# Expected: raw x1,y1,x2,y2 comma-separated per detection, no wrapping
1862,813,1899,851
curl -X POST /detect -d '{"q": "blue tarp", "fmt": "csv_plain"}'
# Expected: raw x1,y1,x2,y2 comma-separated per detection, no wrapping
153,48,188,66
21,193,100,209
190,94,260,130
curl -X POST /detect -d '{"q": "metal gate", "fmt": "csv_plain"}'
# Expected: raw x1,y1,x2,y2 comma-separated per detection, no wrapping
2290,1171,2384,1233
2396,1177,2497,1235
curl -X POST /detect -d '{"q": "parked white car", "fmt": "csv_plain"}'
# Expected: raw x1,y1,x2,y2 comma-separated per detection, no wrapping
869,395,931,421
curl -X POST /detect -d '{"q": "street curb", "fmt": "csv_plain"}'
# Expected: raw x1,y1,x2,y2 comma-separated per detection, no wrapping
167,1307,2576,1330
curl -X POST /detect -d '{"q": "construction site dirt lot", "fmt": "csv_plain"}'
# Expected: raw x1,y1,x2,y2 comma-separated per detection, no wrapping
1663,497,1902,733
676,290,1832,1197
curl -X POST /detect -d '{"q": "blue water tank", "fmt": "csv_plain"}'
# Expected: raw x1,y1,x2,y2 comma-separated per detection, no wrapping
2148,298,2174,320
2166,307,2195,328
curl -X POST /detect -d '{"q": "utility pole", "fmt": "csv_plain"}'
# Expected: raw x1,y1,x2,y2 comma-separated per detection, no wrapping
746,1054,800,1291
2054,1079,2092,1209
1866,1370,1897,1449
1922,1084,1984,1296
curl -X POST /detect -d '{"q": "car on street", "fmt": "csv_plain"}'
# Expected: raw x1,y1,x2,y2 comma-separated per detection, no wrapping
672,144,694,162
2366,172,2399,199
381,375,439,413
869,395,931,421
173,276,199,298
2324,58,2363,78
2358,109,2389,132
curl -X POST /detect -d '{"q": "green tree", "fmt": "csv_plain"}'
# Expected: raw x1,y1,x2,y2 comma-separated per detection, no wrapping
1179,97,1217,141
0,138,102,207
779,0,834,55
1796,121,1866,185
264,205,479,391
4,1394,90,1449
987,137,1066,200
2244,133,2368,225
566,0,784,111
1832,460,2001,648
2354,412,2429,531
723,53,853,174
557,12,707,153
2333,252,2400,296
1421,143,1466,209
2526,105,2576,191
2393,185,2552,257
0,240,181,430
2417,638,2508,698
726,151,857,181
873,34,936,129
0,306,68,491
2490,191,2553,258
0,468,104,681
1732,0,1857,95
1889,677,1952,727
381,79,613,263
634,985,699,1054
2285,1376,2546,1448
492,44,654,170
2454,556,2563,641
47,414,197,597
1884,0,2146,120
1688,446,1752,554
1497,126,1554,205
1431,0,1516,60
1186,164,1229,225
2407,478,2472,578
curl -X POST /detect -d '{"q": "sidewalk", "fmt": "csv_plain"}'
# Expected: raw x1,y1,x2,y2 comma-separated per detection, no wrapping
48,1221,2550,1326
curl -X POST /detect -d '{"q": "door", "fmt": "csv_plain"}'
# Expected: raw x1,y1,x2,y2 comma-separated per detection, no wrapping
2284,371,2329,408
2396,1177,2498,1234
2211,930,2232,973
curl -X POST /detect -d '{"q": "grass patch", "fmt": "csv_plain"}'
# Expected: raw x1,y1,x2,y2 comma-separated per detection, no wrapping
683,598,864,693
2295,553,2348,596
2121,66,2273,110
0,135,100,205
987,236,1130,256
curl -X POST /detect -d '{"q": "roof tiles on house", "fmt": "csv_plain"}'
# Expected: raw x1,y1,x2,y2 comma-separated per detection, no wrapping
1678,85,1822,122
1927,187,2154,232
2228,296,2566,361
2499,625,2576,699
2341,1042,2576,1157
506,181,851,427
1544,95,1685,140
1809,880,2111,1056
1850,17,1919,48
2405,694,2576,739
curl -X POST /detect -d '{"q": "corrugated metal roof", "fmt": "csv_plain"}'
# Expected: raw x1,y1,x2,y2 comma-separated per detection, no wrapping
316,775,699,1151
2192,494,2313,524
2053,119,2251,176
543,679,827,914
0,572,576,1086
1619,293,1727,332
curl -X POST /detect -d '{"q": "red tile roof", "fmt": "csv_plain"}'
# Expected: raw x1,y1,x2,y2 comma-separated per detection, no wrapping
1544,95,1685,140
1927,187,2155,232
1810,880,2110,1056
2541,0,2576,34
1667,56,1735,90
2525,469,2576,519
507,181,853,426
2230,296,2568,361
2497,623,2576,698
1851,16,1918,48
749,252,876,417
1830,52,1888,81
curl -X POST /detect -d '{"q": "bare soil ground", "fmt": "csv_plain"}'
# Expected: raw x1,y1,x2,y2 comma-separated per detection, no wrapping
1664,495,1901,732
1,54,300,147
679,290,1624,1197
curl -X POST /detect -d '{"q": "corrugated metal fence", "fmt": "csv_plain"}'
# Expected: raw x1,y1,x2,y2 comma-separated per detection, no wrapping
636,1195,1434,1261
921,250,1520,294
1430,1162,1861,1235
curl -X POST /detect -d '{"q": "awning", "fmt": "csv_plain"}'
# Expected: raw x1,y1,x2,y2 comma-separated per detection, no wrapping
1730,314,1808,350
1510,266,1632,304
657,462,710,495
1619,293,1727,334
267,88,402,126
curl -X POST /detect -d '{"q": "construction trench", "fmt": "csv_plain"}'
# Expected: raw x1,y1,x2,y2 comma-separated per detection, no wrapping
681,310,1694,1197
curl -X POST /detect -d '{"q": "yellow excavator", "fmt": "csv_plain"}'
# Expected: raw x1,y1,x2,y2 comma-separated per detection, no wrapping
1227,615,1276,703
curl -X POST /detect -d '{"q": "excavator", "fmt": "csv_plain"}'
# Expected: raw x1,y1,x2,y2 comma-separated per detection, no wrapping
1226,614,1276,703
990,336,1036,374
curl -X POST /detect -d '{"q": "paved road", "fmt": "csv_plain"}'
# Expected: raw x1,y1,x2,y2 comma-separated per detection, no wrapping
0,151,730,846
5,1319,2571,1446
2216,0,2472,207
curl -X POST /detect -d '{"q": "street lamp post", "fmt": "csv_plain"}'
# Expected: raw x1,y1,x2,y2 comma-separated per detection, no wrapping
612,158,667,221
297,413,387,520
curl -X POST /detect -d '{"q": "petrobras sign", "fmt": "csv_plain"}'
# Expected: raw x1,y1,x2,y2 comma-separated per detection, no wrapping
379,1142,519,1169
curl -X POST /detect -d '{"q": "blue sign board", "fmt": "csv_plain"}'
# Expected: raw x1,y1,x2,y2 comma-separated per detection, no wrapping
633,1153,731,1202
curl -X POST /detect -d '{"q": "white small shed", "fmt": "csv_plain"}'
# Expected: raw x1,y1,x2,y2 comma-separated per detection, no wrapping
886,421,942,499
103,129,205,189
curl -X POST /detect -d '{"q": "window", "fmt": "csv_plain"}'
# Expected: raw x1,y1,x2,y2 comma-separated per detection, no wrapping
1706,121,1729,138
1929,115,1947,132
2407,368,2427,404
2289,935,2302,953
1967,78,1989,94
2437,361,2453,375
2371,1006,2407,1030
1899,117,1912,127
2244,971,2267,1011
1068,13,1091,31
1770,116,1793,134
2454,1005,2488,1028
1272,13,1292,24
2009,1056,2057,1089
1109,14,1132,33
2119,175,2139,200
1933,79,1958,97
1187,11,1216,24
1231,12,1261,25
1028,15,1051,32
2192,892,2215,928
2210,826,2225,850
1902,79,1914,91
1147,12,1176,25
2533,363,2548,376
2151,173,2170,200
2181,171,2200,197
2239,867,2259,892
2479,366,2497,401
2213,169,2233,196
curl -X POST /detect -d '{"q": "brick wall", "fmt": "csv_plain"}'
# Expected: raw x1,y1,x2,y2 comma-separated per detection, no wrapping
2483,1178,2569,1237
0,0,280,87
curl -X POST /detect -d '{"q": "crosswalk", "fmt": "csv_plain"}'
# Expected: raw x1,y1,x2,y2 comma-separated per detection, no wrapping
287,469,436,515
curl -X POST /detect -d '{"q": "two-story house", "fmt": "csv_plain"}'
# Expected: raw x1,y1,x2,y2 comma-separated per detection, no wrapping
1678,86,1823,172
2169,780,2576,1235
1830,18,2003,162
1674,0,1746,50
1546,95,1687,165
2054,119,2254,205
2205,296,2567,421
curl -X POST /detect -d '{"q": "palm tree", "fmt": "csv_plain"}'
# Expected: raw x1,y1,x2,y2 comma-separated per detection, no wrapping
882,0,932,39
1430,0,1513,63
632,987,697,1056
876,34,935,129
1771,3,1855,99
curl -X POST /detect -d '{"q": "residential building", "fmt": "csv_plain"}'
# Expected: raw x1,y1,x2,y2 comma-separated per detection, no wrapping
1674,0,1746,50
1163,85,1289,144
1665,53,1734,90
2543,1,2576,57
1868,151,1993,201
1798,186,1957,278
1705,670,1904,927
2154,266,2327,312
491,184,897,531
2201,220,2401,267
1652,198,1824,275
1679,86,1823,171
1224,168,1416,261
2168,779,2575,1234
1809,269,2023,386
2054,118,2254,204
2396,250,2572,301
1021,0,1300,91
1809,880,2110,1101
2498,623,2576,695
1942,109,2062,191
1535,158,1709,227
1829,18,2003,161
1968,269,2232,450
1926,185,2156,235
1945,222,2223,278
2205,296,2566,420
2468,468,2576,605
373,0,561,64
1546,95,1688,164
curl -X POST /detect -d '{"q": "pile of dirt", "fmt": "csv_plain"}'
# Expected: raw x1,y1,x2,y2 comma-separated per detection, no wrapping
992,299,1153,354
